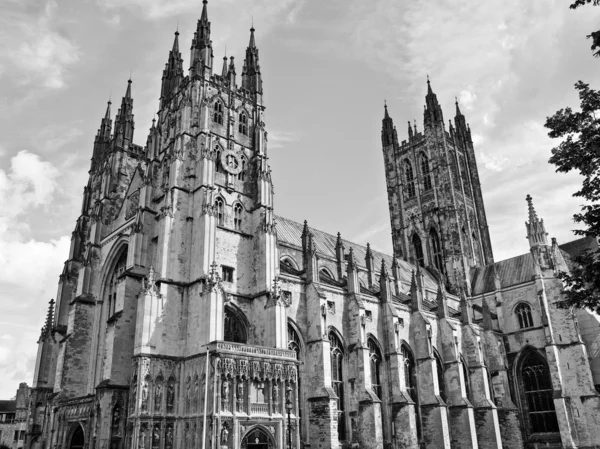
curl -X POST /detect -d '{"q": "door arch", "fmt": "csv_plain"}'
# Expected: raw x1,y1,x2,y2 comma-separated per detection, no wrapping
69,424,85,449
240,426,274,449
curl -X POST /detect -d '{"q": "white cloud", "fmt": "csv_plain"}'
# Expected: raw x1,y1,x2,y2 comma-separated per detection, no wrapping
269,130,301,150
479,152,509,173
0,0,80,90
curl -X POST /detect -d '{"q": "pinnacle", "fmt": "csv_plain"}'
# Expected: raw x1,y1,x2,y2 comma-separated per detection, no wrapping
526,194,538,222
172,30,180,53
201,0,208,22
455,97,462,116
221,55,228,77
427,75,433,95
104,100,111,119
249,25,256,48
125,78,132,99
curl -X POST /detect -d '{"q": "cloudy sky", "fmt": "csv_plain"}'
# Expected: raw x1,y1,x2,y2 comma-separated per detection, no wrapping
0,0,597,398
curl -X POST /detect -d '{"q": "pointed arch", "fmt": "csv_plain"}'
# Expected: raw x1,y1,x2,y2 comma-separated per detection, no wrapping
405,160,416,198
328,328,346,440
240,424,276,449
367,335,383,399
68,424,85,449
287,320,304,359
103,243,128,320
420,152,432,191
434,349,446,402
237,156,247,181
515,302,534,329
429,227,444,274
233,202,243,231
412,233,424,268
214,196,225,226
213,99,224,125
224,305,248,343
238,111,248,136
280,256,299,271
514,347,559,435
319,267,336,281
215,145,226,174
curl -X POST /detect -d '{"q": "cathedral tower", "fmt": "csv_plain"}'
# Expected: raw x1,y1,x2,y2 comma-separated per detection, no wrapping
382,80,494,292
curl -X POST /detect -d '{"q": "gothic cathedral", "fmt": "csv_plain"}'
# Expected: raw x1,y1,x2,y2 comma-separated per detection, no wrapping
27,3,600,449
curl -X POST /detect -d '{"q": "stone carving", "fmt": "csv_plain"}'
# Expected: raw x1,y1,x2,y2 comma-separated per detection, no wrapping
154,381,162,413
221,422,229,446
165,425,174,449
237,380,245,412
152,425,160,448
126,190,140,220
139,425,147,449
222,378,230,409
141,380,149,412
166,380,175,413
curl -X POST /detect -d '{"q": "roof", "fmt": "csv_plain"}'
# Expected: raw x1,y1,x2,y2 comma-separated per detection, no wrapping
559,236,597,259
0,400,16,413
470,253,536,296
275,215,440,292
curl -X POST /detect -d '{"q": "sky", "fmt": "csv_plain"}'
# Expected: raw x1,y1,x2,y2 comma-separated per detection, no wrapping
0,0,597,399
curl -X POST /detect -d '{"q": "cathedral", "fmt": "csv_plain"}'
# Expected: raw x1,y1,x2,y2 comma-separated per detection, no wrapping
26,2,600,449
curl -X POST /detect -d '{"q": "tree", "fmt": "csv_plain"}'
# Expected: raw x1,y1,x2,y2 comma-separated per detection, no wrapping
545,81,600,311
570,0,600,57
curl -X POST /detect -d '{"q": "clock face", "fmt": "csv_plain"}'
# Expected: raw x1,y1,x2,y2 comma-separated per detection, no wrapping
220,150,243,175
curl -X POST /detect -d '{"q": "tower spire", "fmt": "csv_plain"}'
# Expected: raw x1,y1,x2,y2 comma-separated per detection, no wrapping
221,55,228,78
114,79,135,147
161,30,184,102
242,25,262,94
190,0,213,77
424,76,444,126
381,102,395,146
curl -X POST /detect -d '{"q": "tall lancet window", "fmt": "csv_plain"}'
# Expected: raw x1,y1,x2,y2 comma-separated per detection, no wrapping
213,101,224,125
519,351,559,434
516,303,534,329
329,331,346,440
238,112,248,136
215,197,224,226
368,338,382,399
401,344,420,438
412,234,424,268
420,153,432,191
430,228,444,274
107,250,127,320
405,160,416,198
224,308,247,343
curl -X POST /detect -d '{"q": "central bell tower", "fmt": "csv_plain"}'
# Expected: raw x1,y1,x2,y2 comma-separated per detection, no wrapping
381,80,493,293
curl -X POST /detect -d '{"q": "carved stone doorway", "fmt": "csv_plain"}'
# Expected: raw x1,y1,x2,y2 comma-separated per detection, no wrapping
241,426,273,449
69,425,85,449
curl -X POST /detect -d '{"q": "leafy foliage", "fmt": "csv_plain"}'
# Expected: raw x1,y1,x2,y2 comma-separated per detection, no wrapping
570,0,600,57
546,81,600,311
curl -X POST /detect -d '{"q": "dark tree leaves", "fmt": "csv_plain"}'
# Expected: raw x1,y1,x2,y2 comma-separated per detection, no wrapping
569,0,600,57
546,81,600,310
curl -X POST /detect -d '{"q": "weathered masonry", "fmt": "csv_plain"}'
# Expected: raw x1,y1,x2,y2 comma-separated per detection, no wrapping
28,2,600,449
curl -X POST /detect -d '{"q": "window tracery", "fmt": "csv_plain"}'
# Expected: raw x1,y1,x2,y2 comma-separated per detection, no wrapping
224,308,247,343
213,101,224,125
421,153,432,191
234,203,243,231
215,197,224,226
107,250,127,320
405,160,416,198
412,234,424,268
238,112,248,136
516,303,534,329
519,351,559,433
368,339,382,399
430,228,444,274
329,331,346,440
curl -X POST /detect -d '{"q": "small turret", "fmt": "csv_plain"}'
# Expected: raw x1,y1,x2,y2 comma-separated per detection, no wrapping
228,56,236,87
221,55,228,78
379,259,392,302
525,195,548,248
436,283,448,319
381,102,395,146
241,26,262,94
335,232,345,279
365,243,375,288
114,79,135,147
190,0,213,78
410,270,423,311
161,31,184,103
408,121,413,139
423,77,444,127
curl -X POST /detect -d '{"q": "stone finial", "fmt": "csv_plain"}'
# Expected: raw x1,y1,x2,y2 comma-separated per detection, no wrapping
525,194,548,248
410,270,423,311
436,283,448,319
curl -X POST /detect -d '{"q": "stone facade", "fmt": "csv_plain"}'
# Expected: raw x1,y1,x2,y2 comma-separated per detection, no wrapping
26,2,600,449
0,384,30,449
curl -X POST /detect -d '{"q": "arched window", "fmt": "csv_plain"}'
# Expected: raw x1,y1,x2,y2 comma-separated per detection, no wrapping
238,112,248,136
69,425,85,449
215,197,224,226
224,308,247,343
215,147,226,175
401,344,421,438
412,234,424,268
319,268,335,281
368,339,382,399
429,228,444,274
516,303,534,329
460,156,470,195
405,161,416,198
519,351,559,434
329,331,346,440
420,153,432,191
288,324,302,359
213,101,224,125
237,157,246,181
435,353,446,402
107,250,127,320
233,203,243,231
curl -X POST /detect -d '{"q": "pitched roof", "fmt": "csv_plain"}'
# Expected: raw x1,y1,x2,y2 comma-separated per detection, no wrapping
559,236,597,259
0,400,16,413
470,253,536,296
275,215,440,292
